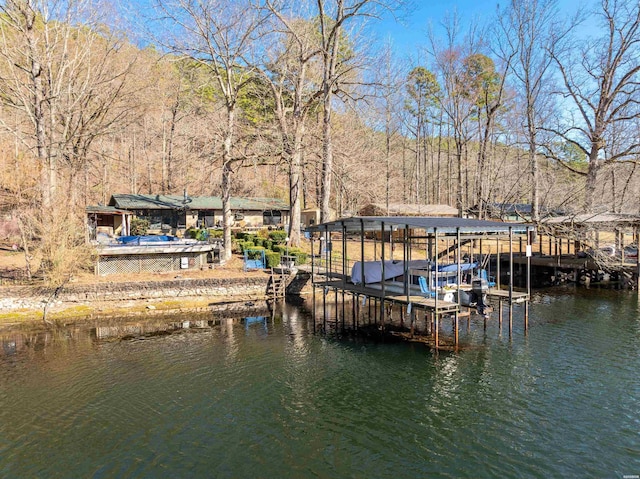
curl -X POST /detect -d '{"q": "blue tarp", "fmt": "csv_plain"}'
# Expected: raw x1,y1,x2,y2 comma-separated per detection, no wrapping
432,262,477,272
117,235,178,244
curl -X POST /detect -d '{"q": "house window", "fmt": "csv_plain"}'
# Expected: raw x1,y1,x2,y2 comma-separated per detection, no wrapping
263,210,281,226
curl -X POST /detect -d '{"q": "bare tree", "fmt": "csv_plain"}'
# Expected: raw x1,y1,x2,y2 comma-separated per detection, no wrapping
428,14,482,215
545,0,640,211
154,0,270,259
375,41,405,213
315,0,402,223
496,0,563,222
260,5,322,246
0,0,140,282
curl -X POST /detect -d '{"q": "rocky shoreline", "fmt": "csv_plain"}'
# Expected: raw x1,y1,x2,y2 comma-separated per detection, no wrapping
0,270,313,326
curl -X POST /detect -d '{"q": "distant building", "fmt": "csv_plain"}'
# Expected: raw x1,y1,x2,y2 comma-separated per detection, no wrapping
358,203,459,217
301,207,338,228
470,203,565,222
87,194,290,237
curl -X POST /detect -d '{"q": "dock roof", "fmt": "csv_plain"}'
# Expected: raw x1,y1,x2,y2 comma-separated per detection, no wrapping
306,216,532,235
541,212,640,227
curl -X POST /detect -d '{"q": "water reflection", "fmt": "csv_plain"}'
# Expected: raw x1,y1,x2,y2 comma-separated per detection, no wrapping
1,294,639,478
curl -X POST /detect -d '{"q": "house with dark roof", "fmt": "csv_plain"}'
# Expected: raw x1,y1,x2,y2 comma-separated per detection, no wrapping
87,194,290,236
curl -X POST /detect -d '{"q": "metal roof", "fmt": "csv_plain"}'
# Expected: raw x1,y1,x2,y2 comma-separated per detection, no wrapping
306,216,532,235
109,194,290,211
86,205,132,215
542,212,640,226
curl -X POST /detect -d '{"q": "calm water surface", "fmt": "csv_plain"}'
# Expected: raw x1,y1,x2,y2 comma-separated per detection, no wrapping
0,289,639,478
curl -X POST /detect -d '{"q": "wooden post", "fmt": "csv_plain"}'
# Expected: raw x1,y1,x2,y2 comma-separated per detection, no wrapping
312,284,317,334
434,312,439,350
381,221,386,329
360,219,365,289
342,290,346,332
497,238,501,290
526,226,532,333
322,285,327,334
509,226,514,338
353,293,357,331
409,304,415,338
334,287,339,333
311,236,316,333
509,303,513,338
454,311,459,347
633,228,640,297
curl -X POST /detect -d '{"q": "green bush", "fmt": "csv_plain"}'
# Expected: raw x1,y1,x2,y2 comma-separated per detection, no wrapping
294,251,308,265
245,246,265,260
271,244,286,254
268,230,287,243
239,241,255,252
265,251,281,268
256,228,271,239
254,237,264,247
187,228,210,241
130,218,149,236
263,239,273,251
208,229,223,239
288,248,308,265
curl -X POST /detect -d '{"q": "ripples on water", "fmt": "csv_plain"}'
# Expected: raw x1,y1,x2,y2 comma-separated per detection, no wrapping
0,290,639,478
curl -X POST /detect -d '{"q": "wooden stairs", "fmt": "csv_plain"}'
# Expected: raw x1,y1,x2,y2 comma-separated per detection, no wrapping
268,268,291,300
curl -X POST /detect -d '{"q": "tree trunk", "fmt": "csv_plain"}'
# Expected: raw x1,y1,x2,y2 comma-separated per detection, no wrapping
584,147,600,212
221,105,235,261
288,122,305,247
320,92,333,223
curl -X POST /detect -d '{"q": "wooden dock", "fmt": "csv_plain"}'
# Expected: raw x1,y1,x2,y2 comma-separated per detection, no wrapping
306,216,534,350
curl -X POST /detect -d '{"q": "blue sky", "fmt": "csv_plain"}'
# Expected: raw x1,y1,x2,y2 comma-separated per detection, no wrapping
373,0,589,57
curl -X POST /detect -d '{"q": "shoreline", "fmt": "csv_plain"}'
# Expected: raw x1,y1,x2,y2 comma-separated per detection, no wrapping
0,270,314,328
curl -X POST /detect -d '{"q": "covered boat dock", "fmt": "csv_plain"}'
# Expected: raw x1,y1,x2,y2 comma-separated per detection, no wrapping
306,216,535,350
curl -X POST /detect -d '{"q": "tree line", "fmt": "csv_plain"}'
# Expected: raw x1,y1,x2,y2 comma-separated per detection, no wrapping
0,0,639,282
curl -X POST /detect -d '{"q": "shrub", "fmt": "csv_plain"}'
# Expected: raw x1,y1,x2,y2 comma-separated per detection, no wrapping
288,248,308,265
245,246,265,260
239,241,255,252
130,218,149,236
254,237,264,247
294,251,308,265
208,229,223,239
187,228,209,241
257,228,270,239
265,251,281,268
271,244,286,254
263,239,273,251
268,230,287,243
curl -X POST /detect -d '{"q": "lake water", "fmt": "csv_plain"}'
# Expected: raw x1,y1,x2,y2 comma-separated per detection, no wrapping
0,289,639,478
